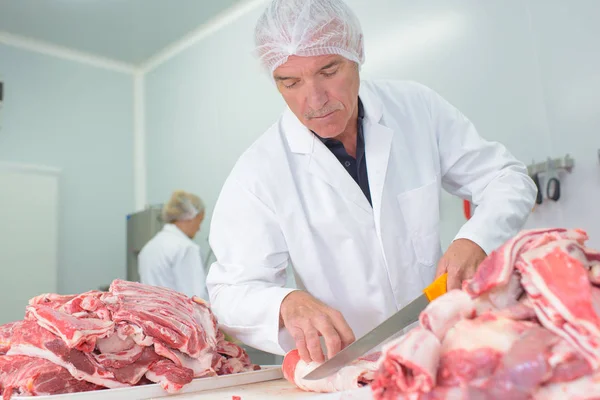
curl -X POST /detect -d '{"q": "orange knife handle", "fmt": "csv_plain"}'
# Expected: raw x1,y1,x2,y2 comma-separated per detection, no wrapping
423,273,448,302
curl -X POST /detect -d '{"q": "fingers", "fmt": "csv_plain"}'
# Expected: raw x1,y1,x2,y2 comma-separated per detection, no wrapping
304,327,325,363
291,328,311,364
313,316,342,359
328,310,355,349
435,258,448,278
446,268,462,291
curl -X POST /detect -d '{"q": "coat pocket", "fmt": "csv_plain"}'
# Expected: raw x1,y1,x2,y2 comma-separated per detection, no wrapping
397,180,441,267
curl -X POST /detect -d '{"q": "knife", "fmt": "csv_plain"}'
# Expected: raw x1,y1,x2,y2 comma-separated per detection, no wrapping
302,272,448,381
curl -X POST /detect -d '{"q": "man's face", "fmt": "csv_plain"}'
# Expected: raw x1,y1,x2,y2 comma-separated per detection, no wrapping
273,54,360,139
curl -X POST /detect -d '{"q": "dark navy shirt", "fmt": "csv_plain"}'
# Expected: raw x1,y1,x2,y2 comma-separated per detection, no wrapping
314,98,372,206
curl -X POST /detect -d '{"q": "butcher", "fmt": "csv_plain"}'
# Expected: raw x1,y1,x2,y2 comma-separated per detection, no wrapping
206,0,537,364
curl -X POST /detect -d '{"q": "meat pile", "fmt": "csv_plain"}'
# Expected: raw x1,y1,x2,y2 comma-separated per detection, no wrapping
372,228,600,400
0,280,259,399
282,228,600,399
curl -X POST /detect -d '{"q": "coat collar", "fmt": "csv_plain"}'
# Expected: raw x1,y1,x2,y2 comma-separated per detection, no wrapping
163,223,194,242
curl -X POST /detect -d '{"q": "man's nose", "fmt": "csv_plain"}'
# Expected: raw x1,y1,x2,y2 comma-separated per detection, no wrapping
305,81,328,112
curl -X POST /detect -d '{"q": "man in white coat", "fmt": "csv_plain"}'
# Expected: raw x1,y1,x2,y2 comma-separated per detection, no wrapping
206,0,537,364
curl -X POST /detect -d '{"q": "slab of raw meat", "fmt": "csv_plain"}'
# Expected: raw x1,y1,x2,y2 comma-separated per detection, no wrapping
144,359,194,394
283,349,379,393
215,331,260,375
436,314,537,387
154,341,215,378
26,304,114,352
7,320,127,389
29,293,77,308
103,280,218,359
516,240,600,368
0,355,102,400
463,228,587,303
419,290,475,341
371,327,440,399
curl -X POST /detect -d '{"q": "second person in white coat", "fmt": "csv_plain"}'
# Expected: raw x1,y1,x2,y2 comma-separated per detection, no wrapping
207,0,537,364
138,190,209,300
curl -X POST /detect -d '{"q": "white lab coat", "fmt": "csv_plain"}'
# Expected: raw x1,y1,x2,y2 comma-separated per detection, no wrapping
206,80,536,355
138,223,208,300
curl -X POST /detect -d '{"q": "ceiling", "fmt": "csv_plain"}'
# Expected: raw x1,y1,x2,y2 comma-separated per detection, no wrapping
0,0,244,65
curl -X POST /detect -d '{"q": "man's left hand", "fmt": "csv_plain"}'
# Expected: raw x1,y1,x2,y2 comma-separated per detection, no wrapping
435,238,487,291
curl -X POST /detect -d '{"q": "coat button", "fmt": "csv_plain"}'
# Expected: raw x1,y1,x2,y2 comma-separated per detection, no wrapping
344,161,351,167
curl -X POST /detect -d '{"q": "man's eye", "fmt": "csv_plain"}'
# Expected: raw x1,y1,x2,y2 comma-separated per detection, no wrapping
284,81,298,89
322,69,338,77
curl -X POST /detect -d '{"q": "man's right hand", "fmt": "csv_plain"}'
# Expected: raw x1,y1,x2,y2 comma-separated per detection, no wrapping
280,291,355,364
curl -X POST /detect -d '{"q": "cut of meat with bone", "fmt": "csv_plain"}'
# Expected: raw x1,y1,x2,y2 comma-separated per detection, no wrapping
26,305,114,353
283,349,379,393
419,290,475,341
517,240,600,368
0,355,102,400
371,327,440,399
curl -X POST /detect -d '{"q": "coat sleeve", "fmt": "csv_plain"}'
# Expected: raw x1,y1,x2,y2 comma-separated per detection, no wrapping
422,84,537,254
173,245,208,300
206,174,296,356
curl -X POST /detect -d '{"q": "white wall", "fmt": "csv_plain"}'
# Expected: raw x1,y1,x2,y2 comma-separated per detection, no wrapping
144,0,600,256
0,164,59,324
0,44,134,294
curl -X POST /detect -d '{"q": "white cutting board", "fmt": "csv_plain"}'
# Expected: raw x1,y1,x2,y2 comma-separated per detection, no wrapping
12,366,282,400
162,379,374,400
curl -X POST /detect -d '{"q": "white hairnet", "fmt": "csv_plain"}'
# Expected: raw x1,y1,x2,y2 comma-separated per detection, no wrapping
162,190,205,223
254,0,365,73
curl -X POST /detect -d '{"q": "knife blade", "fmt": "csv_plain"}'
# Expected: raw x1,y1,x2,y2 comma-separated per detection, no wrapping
302,272,448,381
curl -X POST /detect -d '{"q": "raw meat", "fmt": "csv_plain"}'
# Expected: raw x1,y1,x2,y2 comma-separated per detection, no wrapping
436,315,537,387
26,304,114,352
0,322,17,355
102,280,217,359
463,228,588,308
419,289,475,341
145,359,194,393
0,355,102,400
533,371,600,399
0,279,259,399
282,349,379,393
7,320,129,388
371,327,440,397
369,227,600,400
516,240,600,368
